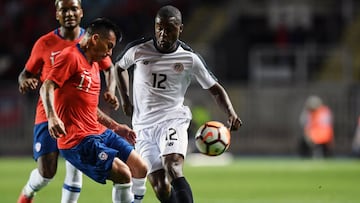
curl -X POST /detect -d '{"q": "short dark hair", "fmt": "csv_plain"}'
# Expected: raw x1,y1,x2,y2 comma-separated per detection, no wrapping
55,0,82,9
156,5,182,25
86,17,122,43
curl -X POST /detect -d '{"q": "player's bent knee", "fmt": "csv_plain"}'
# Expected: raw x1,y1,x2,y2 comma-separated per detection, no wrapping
127,151,148,178
148,170,171,200
110,158,132,184
134,161,148,178
37,152,59,178
163,154,184,179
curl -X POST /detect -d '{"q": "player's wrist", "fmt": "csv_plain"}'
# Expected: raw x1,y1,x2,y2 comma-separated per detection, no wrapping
109,120,119,130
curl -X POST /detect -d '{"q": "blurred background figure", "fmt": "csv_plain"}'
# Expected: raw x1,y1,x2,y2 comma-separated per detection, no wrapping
351,116,360,157
299,95,334,158
3,0,360,158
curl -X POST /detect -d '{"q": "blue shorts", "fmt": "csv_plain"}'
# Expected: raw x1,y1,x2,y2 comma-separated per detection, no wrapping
60,129,134,184
33,122,58,160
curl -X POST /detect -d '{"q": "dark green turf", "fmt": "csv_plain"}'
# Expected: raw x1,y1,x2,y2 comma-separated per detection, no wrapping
1,157,359,203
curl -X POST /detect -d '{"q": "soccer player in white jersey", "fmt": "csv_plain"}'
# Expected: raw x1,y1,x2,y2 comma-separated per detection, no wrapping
115,5,242,203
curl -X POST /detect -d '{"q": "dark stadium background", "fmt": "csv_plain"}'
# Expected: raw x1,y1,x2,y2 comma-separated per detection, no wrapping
1,0,360,157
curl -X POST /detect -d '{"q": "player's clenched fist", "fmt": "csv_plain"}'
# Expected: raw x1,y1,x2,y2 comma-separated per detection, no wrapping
19,78,39,94
103,91,120,110
47,116,66,139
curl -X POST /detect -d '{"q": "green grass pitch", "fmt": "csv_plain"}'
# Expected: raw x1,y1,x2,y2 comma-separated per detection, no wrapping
1,156,360,203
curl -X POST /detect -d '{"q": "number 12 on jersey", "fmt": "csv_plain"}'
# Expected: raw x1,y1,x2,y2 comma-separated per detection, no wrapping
152,73,167,89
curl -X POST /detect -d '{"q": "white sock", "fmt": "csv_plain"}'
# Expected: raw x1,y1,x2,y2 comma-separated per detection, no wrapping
61,161,83,203
112,183,133,203
132,178,146,203
22,168,51,197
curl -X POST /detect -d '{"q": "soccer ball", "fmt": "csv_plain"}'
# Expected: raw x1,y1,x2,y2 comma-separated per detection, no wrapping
194,121,231,156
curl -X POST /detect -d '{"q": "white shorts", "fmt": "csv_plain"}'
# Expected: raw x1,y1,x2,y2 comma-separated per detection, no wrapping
134,118,190,173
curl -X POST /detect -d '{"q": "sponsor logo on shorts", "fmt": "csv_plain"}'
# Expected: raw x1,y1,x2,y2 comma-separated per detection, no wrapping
98,151,108,161
35,142,41,152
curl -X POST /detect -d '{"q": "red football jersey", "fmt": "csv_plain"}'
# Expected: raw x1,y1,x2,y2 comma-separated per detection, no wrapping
25,28,112,124
47,44,107,149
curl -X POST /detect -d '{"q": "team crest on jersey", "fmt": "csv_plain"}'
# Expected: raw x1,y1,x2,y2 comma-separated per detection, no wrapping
98,151,108,161
174,63,184,73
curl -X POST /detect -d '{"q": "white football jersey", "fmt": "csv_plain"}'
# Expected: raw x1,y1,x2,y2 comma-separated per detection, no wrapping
116,38,217,130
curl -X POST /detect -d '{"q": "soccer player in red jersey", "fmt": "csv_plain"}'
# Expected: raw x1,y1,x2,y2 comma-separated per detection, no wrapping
17,1,130,202
40,17,148,203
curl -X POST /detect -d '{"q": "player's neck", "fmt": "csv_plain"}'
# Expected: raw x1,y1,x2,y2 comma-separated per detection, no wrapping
59,26,81,41
78,41,94,64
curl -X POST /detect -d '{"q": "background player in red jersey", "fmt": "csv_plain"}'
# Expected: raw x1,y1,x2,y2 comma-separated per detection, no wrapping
40,17,147,203
17,1,130,203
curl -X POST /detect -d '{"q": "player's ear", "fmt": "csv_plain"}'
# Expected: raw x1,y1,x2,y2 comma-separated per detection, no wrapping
179,24,183,33
91,34,100,45
55,11,60,20
79,8,84,19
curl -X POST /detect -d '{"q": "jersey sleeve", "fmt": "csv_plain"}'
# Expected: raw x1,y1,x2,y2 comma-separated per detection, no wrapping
192,54,217,89
98,56,112,71
47,51,75,88
25,38,45,75
115,46,136,70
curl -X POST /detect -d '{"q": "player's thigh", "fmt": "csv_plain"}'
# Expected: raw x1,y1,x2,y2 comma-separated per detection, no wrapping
37,151,59,178
33,122,59,177
135,128,163,174
33,122,58,161
101,129,134,162
159,119,190,157
60,136,119,184
109,157,132,184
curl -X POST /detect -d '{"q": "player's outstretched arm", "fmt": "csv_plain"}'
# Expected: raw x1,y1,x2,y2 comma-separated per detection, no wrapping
18,68,39,94
97,108,136,144
115,64,133,117
40,80,66,138
208,82,242,131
